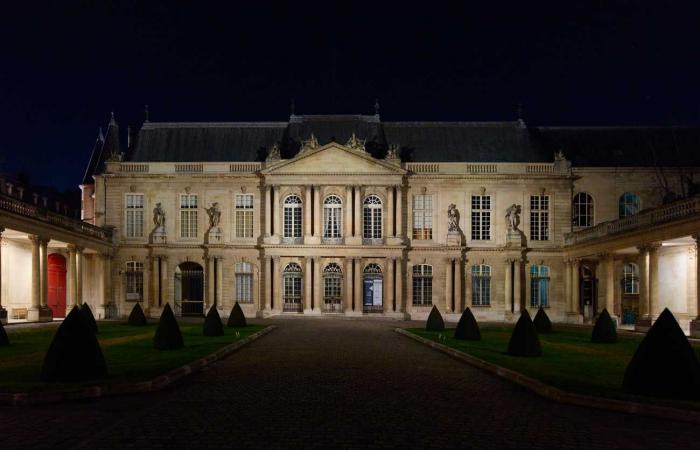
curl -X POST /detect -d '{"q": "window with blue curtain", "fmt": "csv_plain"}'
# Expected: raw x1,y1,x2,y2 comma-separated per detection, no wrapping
618,192,640,218
530,265,550,307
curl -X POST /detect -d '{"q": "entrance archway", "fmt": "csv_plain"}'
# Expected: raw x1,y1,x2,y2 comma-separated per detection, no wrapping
363,263,383,313
47,253,66,318
175,262,204,316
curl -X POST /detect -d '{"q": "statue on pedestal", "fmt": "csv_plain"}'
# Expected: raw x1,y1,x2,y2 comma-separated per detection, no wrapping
505,204,521,232
206,202,221,229
153,203,166,230
447,204,460,233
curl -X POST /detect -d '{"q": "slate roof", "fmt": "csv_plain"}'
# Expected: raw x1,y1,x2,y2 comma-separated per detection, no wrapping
81,128,105,185
82,114,700,183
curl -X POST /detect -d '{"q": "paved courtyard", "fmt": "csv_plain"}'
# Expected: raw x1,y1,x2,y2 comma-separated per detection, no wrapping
0,318,698,449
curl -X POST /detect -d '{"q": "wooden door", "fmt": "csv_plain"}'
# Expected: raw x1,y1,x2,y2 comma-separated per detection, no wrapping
48,254,67,318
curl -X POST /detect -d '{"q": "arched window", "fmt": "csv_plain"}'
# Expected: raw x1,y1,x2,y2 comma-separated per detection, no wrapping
471,264,491,306
623,263,639,295
530,265,550,307
412,264,433,306
619,192,640,218
363,195,383,240
363,263,384,311
572,192,594,227
283,195,303,239
323,195,343,240
282,263,302,311
235,261,253,303
323,263,343,312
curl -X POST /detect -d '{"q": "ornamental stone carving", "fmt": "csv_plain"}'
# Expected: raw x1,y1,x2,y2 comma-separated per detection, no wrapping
300,133,320,153
345,133,366,152
447,204,460,233
505,204,521,232
206,202,221,228
153,203,166,230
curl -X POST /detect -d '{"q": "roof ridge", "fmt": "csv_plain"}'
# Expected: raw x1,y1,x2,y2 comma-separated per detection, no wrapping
141,122,289,129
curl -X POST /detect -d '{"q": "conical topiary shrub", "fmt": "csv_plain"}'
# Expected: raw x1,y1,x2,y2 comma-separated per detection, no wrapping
591,308,617,343
425,305,445,332
227,302,247,328
454,307,480,340
533,307,552,334
153,303,184,350
0,320,9,346
80,303,98,334
203,306,224,336
623,308,700,400
127,303,148,326
507,309,542,357
40,306,107,381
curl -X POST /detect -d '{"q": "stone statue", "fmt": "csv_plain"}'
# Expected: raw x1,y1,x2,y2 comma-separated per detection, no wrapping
505,204,521,231
206,202,221,228
345,133,366,151
153,203,165,229
267,142,281,161
386,143,399,160
447,204,460,232
300,133,320,153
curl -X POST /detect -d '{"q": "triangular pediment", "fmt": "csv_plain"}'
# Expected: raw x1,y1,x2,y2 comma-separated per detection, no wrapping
261,142,405,175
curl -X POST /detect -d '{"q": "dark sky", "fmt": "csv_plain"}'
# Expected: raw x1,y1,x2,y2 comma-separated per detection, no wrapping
1,1,699,191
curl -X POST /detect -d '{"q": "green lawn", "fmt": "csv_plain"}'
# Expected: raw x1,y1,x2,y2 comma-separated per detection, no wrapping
408,326,700,410
0,321,265,392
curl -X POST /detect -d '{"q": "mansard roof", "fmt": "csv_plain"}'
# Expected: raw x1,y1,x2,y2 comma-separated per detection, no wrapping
102,114,700,171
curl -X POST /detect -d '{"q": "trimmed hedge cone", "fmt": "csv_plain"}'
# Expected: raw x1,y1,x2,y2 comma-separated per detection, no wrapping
203,306,224,336
425,305,445,332
80,303,98,334
591,308,617,343
40,306,107,381
0,320,9,346
507,309,542,357
127,303,148,326
153,303,184,350
454,307,480,340
227,302,247,328
623,308,700,400
533,307,553,334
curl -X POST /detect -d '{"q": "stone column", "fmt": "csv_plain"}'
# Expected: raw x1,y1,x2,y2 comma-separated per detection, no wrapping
67,245,78,310
313,186,322,238
465,263,473,309
386,257,395,313
504,258,513,314
304,185,313,238
637,245,650,317
445,258,453,313
0,228,5,324
151,256,159,309
405,260,413,316
454,257,462,313
39,238,49,310
354,186,362,238
264,185,272,237
513,258,522,313
563,259,571,316
264,256,272,312
304,257,313,313
160,256,168,306
101,253,113,317
353,258,362,312
690,235,700,337
313,257,321,313
272,185,280,237
571,259,580,315
206,256,215,311
28,235,42,320
387,186,395,237
345,186,353,239
605,253,616,316
216,257,224,309
395,185,403,240
649,244,661,317
272,256,281,311
344,258,353,313
396,257,404,314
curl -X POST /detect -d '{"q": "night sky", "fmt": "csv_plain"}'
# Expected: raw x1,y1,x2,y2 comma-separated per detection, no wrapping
1,1,699,191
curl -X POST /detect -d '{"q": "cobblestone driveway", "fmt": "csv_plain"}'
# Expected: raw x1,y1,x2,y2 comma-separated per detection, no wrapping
0,318,697,449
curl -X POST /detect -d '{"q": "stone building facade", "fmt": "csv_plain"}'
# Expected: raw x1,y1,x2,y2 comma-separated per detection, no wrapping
67,113,699,333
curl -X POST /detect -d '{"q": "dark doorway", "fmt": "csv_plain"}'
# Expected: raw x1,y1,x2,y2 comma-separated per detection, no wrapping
175,262,204,316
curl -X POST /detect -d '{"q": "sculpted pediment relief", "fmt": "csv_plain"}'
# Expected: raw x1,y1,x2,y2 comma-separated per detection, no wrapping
261,142,405,175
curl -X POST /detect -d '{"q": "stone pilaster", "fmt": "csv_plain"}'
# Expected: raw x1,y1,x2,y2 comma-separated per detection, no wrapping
387,186,395,237
504,258,513,314
353,258,362,314
264,185,272,237
344,258,353,313
571,258,581,317
635,245,652,331
395,185,403,241
272,185,281,238
304,185,313,239
445,258,453,313
264,256,272,312
513,258,522,313
604,253,616,319
385,257,395,313
344,186,353,239
690,235,700,337
454,257,462,313
304,257,313,313
313,257,321,314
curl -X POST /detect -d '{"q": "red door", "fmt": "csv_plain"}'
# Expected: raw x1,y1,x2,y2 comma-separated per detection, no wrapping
48,254,67,318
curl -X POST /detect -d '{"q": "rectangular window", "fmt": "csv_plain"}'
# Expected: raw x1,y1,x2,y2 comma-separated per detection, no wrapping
530,195,549,241
471,265,491,306
180,194,198,238
530,265,550,307
471,195,491,240
126,261,144,301
235,194,254,238
412,194,433,240
125,194,144,238
412,265,433,306
235,262,253,303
